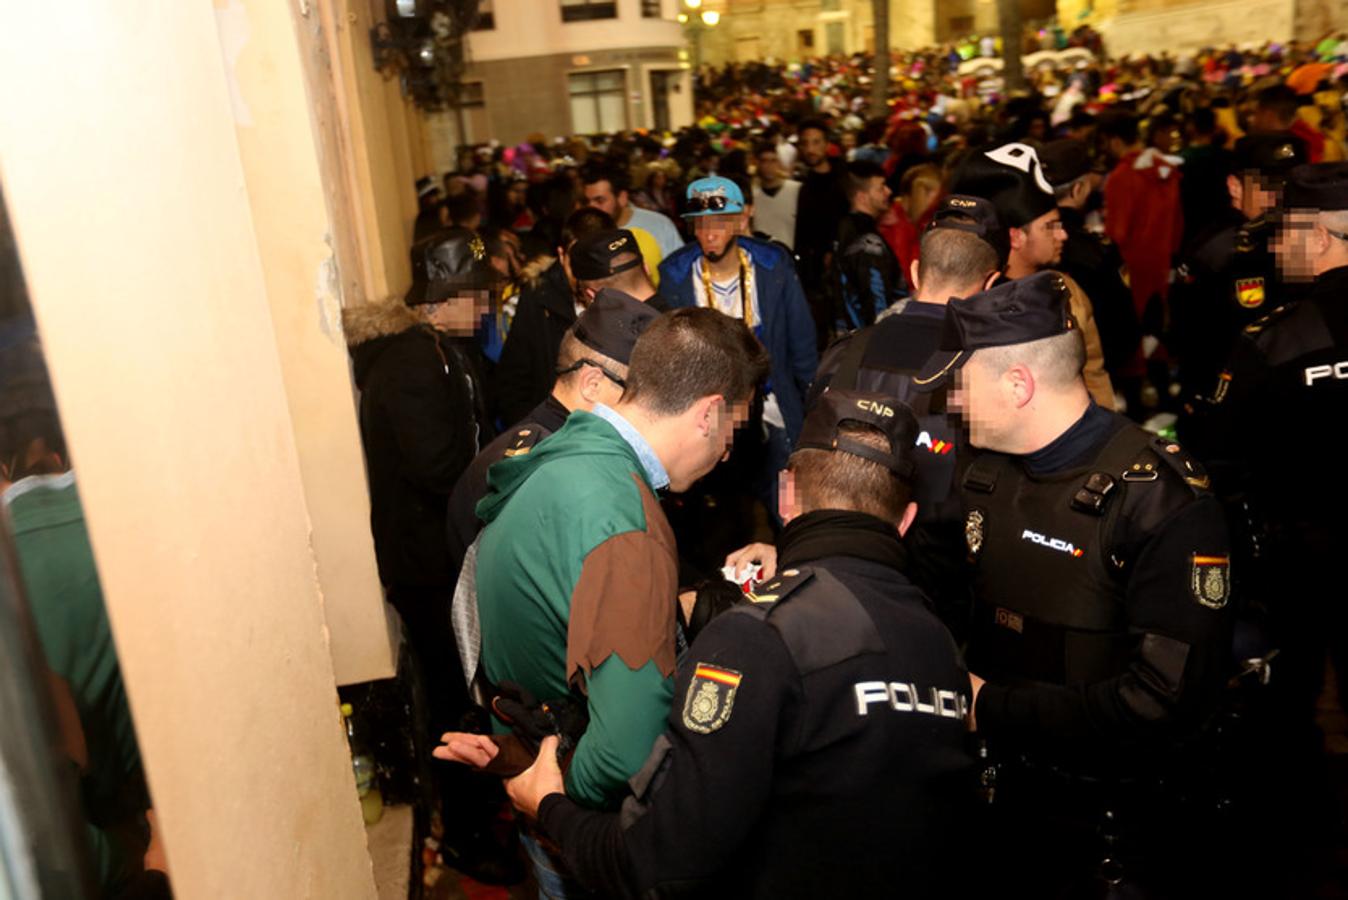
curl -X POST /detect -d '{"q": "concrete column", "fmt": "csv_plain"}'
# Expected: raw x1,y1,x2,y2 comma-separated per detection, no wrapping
0,2,381,896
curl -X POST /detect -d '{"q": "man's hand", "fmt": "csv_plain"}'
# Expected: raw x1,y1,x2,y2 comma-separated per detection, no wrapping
505,734,565,820
967,673,985,732
724,542,777,582
433,732,500,769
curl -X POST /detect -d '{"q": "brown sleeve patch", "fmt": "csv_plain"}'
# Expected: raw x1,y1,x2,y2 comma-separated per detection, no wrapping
1059,270,1117,408
566,474,679,689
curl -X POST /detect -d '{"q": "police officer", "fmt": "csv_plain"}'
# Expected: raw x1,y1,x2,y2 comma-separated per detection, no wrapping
447,284,659,574
809,194,1004,639
917,271,1234,894
1182,163,1348,871
1170,132,1308,400
494,390,977,898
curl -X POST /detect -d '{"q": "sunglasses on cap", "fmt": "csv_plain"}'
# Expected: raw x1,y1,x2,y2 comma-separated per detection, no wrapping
686,195,736,213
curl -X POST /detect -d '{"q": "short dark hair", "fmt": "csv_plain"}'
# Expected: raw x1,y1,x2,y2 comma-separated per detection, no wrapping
788,423,911,524
581,163,631,196
725,172,753,205
446,187,480,226
798,118,831,142
560,207,615,250
1189,106,1217,136
621,308,771,416
845,160,886,199
753,140,778,159
1256,84,1299,125
1096,111,1140,145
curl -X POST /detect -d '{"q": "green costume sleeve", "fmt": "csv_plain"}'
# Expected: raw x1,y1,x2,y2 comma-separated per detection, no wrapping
565,656,674,809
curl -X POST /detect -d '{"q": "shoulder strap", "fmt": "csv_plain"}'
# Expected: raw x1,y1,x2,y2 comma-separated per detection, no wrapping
963,452,1007,494
828,330,873,392
762,567,887,676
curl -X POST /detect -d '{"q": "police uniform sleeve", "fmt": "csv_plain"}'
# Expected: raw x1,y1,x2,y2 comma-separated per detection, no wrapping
538,608,798,896
975,492,1233,747
1179,325,1273,473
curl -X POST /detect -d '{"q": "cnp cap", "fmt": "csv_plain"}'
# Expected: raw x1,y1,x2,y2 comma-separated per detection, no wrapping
796,389,919,480
569,229,645,281
926,194,1010,269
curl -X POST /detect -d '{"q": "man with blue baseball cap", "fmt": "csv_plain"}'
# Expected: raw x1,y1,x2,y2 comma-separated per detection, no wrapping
657,176,818,524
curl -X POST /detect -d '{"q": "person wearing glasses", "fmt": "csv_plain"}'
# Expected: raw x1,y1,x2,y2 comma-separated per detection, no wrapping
657,176,818,521
447,288,659,574
952,142,1116,409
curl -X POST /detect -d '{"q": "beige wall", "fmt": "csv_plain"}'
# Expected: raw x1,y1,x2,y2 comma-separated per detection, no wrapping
1096,0,1296,55
224,0,398,689
320,0,422,301
0,2,385,896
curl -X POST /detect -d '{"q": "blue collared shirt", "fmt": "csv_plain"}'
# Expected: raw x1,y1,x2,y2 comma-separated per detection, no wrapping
592,403,670,490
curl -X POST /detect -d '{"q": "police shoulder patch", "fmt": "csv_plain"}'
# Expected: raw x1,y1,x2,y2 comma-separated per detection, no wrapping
1190,554,1231,610
745,566,814,606
1234,276,1265,309
1243,303,1295,336
682,663,742,734
502,428,544,458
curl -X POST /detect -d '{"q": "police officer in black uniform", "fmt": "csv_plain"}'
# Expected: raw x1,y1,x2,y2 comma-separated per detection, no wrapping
500,390,977,898
447,286,658,573
1182,163,1348,876
1170,132,1308,401
809,194,1004,639
917,271,1234,895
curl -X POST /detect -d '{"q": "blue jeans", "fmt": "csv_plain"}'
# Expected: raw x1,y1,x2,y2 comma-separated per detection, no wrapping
519,829,596,900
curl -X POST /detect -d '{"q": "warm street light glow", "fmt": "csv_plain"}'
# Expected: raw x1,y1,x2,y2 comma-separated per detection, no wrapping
678,12,688,22
684,0,701,8
701,9,719,25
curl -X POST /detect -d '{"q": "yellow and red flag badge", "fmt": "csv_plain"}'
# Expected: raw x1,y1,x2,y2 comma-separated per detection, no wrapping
1191,554,1231,610
1235,277,1265,309
682,664,742,734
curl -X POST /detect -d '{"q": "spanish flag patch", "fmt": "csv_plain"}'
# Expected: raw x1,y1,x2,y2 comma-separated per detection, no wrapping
682,664,743,734
1191,554,1231,610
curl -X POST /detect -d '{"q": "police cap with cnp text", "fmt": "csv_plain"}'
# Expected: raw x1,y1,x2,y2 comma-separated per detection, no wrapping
569,228,645,281
926,194,1010,270
796,389,919,480
914,270,1075,388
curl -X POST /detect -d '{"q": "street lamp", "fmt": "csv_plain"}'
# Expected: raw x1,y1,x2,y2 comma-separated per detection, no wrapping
681,0,718,72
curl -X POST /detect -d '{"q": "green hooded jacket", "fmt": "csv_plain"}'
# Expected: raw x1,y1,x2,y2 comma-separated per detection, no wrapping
476,410,678,809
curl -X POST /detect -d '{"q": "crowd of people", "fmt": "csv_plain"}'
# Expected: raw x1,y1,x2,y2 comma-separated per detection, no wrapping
348,30,1348,898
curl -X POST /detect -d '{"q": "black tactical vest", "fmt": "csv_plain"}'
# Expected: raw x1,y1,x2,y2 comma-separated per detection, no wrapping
962,424,1170,687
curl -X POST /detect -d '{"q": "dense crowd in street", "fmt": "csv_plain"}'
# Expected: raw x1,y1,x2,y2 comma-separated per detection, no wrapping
352,28,1348,897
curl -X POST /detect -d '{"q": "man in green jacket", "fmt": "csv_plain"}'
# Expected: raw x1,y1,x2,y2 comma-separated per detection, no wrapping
470,307,769,893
